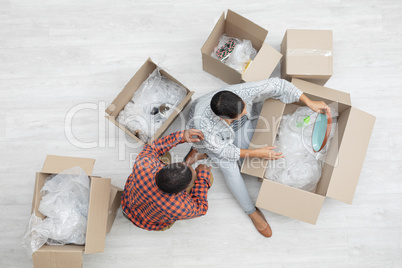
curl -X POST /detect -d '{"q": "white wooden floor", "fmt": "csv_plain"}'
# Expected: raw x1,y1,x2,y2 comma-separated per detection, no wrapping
1,0,401,267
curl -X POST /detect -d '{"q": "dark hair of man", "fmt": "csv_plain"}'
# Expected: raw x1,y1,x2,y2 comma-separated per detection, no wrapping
210,90,245,119
155,162,192,194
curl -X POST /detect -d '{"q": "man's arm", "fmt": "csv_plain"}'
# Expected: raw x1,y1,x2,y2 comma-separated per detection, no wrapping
145,129,205,158
146,130,185,157
178,165,212,220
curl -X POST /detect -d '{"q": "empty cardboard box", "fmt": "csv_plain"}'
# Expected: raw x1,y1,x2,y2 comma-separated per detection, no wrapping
281,29,333,86
105,58,194,144
31,155,123,268
241,79,375,224
201,9,282,84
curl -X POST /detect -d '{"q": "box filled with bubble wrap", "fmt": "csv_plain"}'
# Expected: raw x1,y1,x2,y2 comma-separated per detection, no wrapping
201,9,282,84
105,58,194,144
241,79,375,224
26,155,122,268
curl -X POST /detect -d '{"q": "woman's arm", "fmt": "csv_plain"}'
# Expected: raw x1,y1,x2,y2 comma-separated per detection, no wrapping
240,146,284,160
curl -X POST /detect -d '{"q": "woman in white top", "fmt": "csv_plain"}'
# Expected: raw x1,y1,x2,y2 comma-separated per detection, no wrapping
186,77,330,237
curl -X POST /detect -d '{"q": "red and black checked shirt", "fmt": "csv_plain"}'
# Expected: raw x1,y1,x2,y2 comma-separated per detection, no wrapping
121,130,212,231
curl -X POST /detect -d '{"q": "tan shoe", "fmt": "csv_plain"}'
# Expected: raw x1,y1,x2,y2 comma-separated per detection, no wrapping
249,207,272,238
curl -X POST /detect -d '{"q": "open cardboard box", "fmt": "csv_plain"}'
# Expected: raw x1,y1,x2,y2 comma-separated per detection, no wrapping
31,155,123,268
105,58,194,144
281,29,333,86
201,9,282,84
241,79,375,224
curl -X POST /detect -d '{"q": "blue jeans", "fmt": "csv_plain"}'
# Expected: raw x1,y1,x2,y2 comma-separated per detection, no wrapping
210,117,258,215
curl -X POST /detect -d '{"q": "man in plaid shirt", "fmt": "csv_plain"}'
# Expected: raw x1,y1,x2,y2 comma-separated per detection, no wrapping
121,129,212,231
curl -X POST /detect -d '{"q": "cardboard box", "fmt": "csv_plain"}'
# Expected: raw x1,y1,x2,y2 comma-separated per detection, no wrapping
241,79,375,224
31,155,123,268
281,29,333,85
105,58,194,144
201,9,282,84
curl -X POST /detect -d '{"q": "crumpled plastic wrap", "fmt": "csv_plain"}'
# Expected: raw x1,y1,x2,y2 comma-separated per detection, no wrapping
22,166,90,256
211,34,257,74
117,68,188,143
265,106,338,192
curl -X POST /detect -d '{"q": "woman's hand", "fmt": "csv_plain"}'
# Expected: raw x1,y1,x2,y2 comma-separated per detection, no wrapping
307,100,331,115
255,146,284,160
183,129,204,143
299,93,331,116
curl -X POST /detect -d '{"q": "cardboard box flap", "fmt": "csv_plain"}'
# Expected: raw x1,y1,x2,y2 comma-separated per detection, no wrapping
257,180,325,224
202,53,242,84
242,42,282,82
327,107,376,204
42,155,95,176
106,185,124,234
287,29,332,51
291,78,351,106
226,10,267,50
84,177,111,254
201,12,225,54
241,99,286,178
33,245,84,268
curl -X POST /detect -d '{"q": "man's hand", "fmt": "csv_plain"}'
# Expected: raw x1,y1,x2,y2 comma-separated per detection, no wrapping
255,146,284,160
195,164,212,173
183,129,204,143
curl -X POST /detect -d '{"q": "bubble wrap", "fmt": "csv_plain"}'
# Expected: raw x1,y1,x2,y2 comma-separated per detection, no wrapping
116,68,188,143
265,106,338,192
22,166,90,256
211,34,257,74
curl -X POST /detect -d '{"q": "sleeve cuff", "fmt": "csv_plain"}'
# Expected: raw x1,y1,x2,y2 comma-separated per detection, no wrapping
295,89,303,101
178,130,186,144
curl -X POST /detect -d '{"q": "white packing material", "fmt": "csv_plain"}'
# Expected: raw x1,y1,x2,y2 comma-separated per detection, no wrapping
22,166,90,256
264,106,338,192
116,68,188,143
211,34,257,74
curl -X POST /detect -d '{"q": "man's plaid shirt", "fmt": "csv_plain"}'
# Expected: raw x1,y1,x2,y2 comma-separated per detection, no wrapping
121,130,212,231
